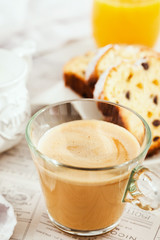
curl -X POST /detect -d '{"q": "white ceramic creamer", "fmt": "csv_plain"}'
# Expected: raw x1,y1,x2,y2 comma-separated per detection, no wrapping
0,43,35,152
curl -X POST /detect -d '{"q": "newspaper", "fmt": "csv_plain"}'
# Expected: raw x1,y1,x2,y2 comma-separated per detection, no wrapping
0,138,160,240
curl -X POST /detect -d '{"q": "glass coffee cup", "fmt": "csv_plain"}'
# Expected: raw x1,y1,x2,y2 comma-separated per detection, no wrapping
26,99,160,236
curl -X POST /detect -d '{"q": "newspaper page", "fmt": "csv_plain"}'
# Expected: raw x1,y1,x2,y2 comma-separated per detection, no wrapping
0,137,160,240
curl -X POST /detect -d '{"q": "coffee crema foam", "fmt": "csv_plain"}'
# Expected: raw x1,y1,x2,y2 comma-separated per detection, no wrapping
38,120,140,168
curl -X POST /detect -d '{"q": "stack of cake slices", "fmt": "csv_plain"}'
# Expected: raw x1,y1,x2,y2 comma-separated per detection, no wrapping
63,44,160,156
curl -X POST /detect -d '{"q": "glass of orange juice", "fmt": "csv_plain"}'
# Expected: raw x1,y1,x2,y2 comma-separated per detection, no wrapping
92,0,160,47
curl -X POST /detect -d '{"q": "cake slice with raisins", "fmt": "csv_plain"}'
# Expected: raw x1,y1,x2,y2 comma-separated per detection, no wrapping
97,56,160,156
86,44,159,90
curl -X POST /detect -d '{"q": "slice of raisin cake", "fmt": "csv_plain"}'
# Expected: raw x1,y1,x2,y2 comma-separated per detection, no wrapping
63,51,95,98
86,44,159,91
98,56,160,156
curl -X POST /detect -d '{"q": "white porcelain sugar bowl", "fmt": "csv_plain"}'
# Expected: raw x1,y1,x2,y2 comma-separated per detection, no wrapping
0,43,35,153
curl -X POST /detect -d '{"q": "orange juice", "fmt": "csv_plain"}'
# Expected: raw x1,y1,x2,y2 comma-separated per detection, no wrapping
92,0,160,47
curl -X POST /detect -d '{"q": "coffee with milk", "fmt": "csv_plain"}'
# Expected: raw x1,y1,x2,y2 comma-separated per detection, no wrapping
37,120,140,231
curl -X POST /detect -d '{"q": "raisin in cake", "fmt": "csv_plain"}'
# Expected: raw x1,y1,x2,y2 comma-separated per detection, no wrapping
63,51,95,97
97,56,160,155
86,44,159,90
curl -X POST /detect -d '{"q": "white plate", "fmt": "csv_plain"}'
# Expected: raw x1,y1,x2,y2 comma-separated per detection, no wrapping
32,81,79,105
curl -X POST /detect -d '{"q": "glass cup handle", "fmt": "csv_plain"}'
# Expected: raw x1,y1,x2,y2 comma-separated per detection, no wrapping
122,166,160,211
